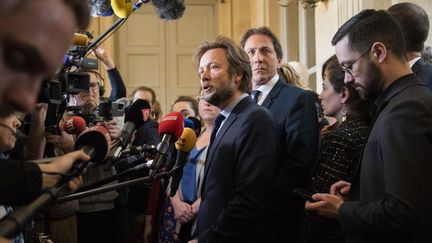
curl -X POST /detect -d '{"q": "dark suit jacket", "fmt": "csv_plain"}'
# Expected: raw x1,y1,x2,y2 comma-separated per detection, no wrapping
261,80,319,241
197,96,280,243
412,59,432,90
128,120,160,213
0,159,41,205
340,74,432,243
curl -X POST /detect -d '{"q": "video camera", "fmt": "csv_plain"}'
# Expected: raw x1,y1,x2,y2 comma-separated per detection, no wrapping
37,31,127,137
66,98,127,127
39,32,98,105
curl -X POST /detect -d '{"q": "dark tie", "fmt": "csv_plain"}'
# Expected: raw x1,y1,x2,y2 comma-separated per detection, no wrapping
210,113,226,145
252,90,261,103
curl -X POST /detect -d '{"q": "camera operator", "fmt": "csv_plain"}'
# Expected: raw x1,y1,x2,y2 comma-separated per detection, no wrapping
35,67,125,243
0,0,90,206
92,46,127,102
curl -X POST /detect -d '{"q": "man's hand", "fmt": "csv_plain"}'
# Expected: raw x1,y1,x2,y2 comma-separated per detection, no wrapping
38,150,90,190
102,120,120,139
45,133,75,153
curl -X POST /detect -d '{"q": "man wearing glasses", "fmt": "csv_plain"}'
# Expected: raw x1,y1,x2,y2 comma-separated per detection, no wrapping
305,9,432,242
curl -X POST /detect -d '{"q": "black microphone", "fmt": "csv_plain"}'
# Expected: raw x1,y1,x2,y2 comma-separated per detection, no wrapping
150,0,185,20
114,154,152,173
148,112,184,178
118,144,157,158
60,125,111,183
186,116,201,137
109,99,151,158
169,128,197,197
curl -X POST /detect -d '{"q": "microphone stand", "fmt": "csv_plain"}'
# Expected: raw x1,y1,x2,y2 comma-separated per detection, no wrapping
56,170,171,203
86,0,151,53
75,156,150,192
0,146,94,238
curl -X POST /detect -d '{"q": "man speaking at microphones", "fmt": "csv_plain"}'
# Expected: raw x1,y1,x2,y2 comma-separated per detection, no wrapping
191,36,280,242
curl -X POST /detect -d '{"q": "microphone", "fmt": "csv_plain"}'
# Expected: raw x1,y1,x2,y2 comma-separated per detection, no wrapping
184,117,194,129
89,0,112,17
151,0,185,20
61,116,86,135
109,99,151,158
111,0,133,18
74,125,111,163
73,33,90,47
149,112,184,177
186,116,201,137
118,144,157,158
114,154,153,173
102,6,114,16
169,127,197,197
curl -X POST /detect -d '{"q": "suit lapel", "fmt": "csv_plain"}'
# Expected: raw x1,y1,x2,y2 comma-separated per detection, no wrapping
262,79,284,108
201,97,250,195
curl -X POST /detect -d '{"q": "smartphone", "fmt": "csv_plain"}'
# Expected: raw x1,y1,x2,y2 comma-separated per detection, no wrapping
293,188,316,202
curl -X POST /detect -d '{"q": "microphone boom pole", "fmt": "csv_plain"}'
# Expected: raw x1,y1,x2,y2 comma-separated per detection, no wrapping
56,170,170,203
0,146,96,238
86,0,150,54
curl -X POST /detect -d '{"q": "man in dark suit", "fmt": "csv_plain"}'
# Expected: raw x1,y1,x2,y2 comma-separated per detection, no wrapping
388,2,432,90
191,36,280,242
240,27,319,242
305,9,432,242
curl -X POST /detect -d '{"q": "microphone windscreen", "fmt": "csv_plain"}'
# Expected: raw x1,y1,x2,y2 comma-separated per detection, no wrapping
187,116,201,136
151,0,185,20
184,118,194,129
73,33,89,46
175,127,197,152
89,0,112,17
158,112,184,140
124,99,151,127
75,125,111,163
111,0,133,18
115,97,132,110
102,6,114,16
62,116,87,135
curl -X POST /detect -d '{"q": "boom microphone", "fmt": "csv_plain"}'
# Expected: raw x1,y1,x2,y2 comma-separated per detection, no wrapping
109,99,151,158
151,0,185,20
111,0,133,18
149,112,184,177
61,116,86,135
73,33,90,47
89,0,112,17
169,127,197,197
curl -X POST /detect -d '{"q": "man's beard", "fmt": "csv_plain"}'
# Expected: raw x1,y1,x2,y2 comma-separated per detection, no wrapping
361,61,383,101
202,79,235,107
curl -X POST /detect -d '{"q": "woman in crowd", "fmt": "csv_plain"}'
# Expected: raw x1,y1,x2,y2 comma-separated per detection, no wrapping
158,96,220,243
301,55,372,243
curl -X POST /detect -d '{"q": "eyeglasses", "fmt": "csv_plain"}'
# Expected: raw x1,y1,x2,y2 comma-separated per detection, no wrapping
339,48,371,75
90,82,99,89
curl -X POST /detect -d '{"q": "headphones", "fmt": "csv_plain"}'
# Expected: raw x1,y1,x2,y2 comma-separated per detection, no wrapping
87,70,105,96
